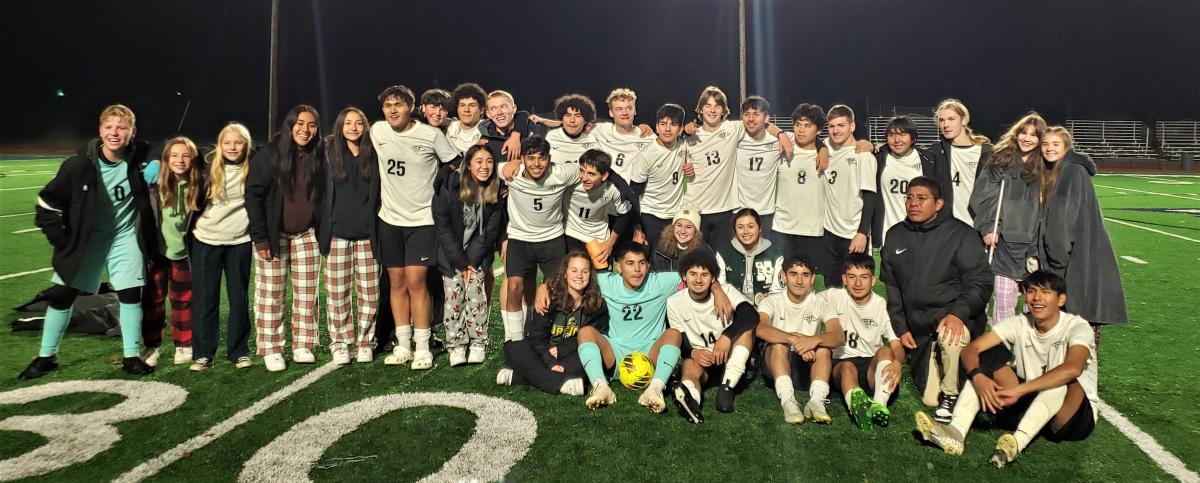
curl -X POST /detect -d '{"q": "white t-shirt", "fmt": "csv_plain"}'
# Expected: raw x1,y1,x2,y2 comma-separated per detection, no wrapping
565,182,632,243
821,141,878,239
684,120,743,214
992,312,1099,420
736,131,785,215
821,288,894,360
593,122,655,180
949,144,982,226
545,127,599,164
757,291,838,336
668,283,750,349
445,119,482,155
629,139,687,218
773,137,824,237
372,121,460,227
505,163,580,242
880,150,924,245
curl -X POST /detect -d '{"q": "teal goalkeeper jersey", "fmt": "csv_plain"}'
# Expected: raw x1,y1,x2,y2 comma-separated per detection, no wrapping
94,157,137,240
597,271,682,344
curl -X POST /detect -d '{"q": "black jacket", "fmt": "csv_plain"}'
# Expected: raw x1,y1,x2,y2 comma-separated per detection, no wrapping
923,140,992,211
432,175,505,277
872,147,938,246
526,305,609,369
880,210,992,343
969,156,1041,280
35,139,158,287
245,144,325,256
316,149,380,258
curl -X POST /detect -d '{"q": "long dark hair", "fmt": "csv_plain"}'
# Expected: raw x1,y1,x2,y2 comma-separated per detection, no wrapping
458,144,500,204
272,105,322,199
547,251,604,313
324,107,374,183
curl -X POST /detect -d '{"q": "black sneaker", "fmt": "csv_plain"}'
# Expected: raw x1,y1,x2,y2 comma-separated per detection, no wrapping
715,383,736,413
122,357,155,376
18,356,58,380
933,393,959,423
671,382,703,424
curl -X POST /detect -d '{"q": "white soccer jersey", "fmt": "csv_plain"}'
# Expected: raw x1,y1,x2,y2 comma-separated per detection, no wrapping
445,119,482,155
684,120,743,214
757,291,837,337
372,121,459,227
821,141,878,239
593,122,655,180
546,127,600,164
736,131,786,215
773,137,825,237
821,288,894,360
505,163,580,242
949,144,982,226
667,283,750,349
992,312,1099,419
565,182,632,243
879,150,924,245
629,139,687,218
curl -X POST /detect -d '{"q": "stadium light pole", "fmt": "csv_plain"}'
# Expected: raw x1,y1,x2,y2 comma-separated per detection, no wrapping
268,0,279,139
738,0,747,103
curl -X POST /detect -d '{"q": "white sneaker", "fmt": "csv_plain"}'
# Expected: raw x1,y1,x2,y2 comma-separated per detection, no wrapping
638,384,667,413
384,346,412,365
560,378,585,396
235,356,253,369
332,349,351,365
411,350,434,370
292,348,316,364
804,398,832,424
265,354,287,372
586,383,617,410
782,398,805,425
189,357,211,372
467,344,487,364
356,348,374,363
496,368,514,386
142,347,161,368
173,346,192,365
448,347,467,367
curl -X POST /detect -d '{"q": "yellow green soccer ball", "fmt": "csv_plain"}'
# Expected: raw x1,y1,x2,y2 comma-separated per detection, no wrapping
618,352,654,390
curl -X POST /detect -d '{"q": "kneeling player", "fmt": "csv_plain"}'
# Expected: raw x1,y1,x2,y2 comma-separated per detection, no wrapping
825,253,905,430
916,270,1098,468
756,255,844,424
667,249,758,423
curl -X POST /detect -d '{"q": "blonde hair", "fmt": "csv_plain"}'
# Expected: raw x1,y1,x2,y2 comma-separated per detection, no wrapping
694,86,730,120
935,98,989,145
606,88,637,106
99,104,136,127
158,137,202,212
1038,126,1074,202
207,122,253,201
486,90,515,106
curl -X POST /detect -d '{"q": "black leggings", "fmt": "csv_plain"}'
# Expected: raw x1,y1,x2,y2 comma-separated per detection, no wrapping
45,284,139,309
503,340,585,394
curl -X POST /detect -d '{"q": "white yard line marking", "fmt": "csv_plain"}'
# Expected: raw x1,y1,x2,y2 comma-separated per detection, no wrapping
1120,255,1148,264
1105,218,1200,244
0,186,40,192
0,171,54,177
11,228,39,234
0,212,33,218
1095,184,1200,202
0,267,52,281
1097,398,1200,483
114,362,340,483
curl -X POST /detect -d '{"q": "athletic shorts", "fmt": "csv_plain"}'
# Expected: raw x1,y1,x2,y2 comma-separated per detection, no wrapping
505,237,565,281
1044,396,1096,442
607,336,656,381
377,220,435,267
835,356,874,391
771,231,825,267
760,344,817,389
52,232,144,292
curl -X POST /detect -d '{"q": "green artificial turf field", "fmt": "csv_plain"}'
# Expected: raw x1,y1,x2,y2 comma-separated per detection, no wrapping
0,156,1197,482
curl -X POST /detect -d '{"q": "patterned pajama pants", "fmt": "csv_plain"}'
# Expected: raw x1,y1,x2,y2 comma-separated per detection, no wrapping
325,237,381,353
254,229,320,356
992,275,1020,325
442,271,489,350
142,258,193,348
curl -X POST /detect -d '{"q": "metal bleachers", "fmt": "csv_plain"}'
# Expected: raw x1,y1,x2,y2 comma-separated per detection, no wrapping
867,115,940,147
1155,121,1200,160
1065,120,1152,159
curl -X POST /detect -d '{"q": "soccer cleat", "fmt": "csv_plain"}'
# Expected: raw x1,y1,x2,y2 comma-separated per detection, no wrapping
782,398,805,425
934,393,959,423
18,356,59,380
332,349,351,365
142,347,161,367
189,357,212,372
638,384,667,413
448,347,468,367
868,399,892,428
122,357,155,376
292,348,316,364
586,383,617,410
383,346,413,366
915,411,965,456
559,378,585,397
173,346,192,365
714,383,735,413
234,356,253,369
803,398,832,425
849,387,875,430
495,368,514,386
355,348,373,363
672,382,704,424
264,354,287,372
990,433,1020,468
411,350,434,370
467,344,487,364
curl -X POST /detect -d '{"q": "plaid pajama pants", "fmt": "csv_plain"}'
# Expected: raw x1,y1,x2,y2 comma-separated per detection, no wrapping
325,237,381,353
442,270,490,349
254,229,321,356
992,274,1020,325
141,258,193,348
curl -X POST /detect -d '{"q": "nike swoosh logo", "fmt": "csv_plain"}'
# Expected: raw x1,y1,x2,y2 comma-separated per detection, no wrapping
420,257,430,261
894,248,907,254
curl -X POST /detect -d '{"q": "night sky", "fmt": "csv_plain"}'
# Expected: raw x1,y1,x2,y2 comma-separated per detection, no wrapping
4,0,1197,146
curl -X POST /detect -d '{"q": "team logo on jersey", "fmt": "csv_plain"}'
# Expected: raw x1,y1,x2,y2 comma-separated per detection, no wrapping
411,145,429,154
847,158,857,166
674,150,685,159
804,314,819,324
862,318,879,328
717,131,730,140
581,142,597,149
1052,341,1064,350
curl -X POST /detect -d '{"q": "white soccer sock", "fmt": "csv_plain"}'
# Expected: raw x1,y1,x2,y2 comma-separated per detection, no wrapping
592,378,610,389
873,360,894,403
413,328,431,353
501,310,525,342
395,324,413,351
721,345,751,386
682,380,701,401
949,381,982,437
774,376,795,403
1015,385,1067,451
809,379,830,402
